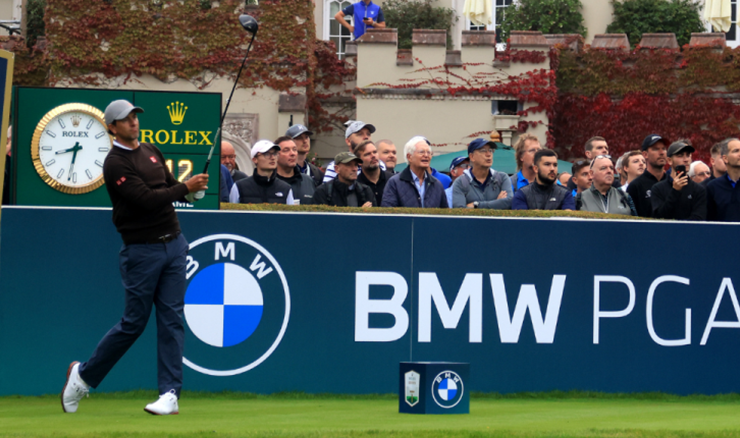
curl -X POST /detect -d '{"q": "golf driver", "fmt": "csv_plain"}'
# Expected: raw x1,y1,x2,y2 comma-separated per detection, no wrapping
192,14,259,201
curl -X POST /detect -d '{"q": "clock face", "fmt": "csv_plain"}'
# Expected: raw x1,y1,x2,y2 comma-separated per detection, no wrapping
31,103,112,194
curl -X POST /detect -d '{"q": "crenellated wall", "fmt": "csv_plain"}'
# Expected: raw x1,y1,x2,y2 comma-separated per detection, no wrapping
348,29,551,161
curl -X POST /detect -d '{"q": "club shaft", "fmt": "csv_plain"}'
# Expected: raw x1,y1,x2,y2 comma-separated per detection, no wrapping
202,32,257,175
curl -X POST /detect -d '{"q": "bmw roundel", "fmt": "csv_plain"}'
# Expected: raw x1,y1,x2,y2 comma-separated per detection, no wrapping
431,370,464,408
182,234,290,377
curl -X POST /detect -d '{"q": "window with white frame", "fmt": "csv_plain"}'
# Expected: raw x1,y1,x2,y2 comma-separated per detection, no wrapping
324,0,354,58
467,0,515,50
724,0,739,48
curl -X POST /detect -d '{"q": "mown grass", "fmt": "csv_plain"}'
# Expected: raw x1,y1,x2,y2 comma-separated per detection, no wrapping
2,391,740,438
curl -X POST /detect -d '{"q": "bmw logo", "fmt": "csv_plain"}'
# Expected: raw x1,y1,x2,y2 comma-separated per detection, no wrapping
431,370,464,409
182,234,290,377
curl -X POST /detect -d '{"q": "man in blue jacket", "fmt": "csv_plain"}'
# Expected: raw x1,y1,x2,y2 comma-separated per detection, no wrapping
334,0,386,40
707,137,740,221
382,136,448,208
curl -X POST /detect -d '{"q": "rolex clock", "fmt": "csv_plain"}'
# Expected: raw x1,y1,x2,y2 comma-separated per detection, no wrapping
30,103,112,194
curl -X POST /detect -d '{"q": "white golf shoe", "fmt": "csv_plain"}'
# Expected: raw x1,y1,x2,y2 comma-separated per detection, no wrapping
61,361,89,413
144,389,179,415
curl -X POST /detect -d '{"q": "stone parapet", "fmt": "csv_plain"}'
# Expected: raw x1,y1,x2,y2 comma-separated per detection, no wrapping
638,33,679,50
509,31,549,48
591,34,630,51
356,28,398,45
462,31,496,47
689,33,726,48
544,34,584,52
412,29,446,46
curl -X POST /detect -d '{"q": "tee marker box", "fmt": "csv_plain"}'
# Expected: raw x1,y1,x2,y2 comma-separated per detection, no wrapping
399,362,469,414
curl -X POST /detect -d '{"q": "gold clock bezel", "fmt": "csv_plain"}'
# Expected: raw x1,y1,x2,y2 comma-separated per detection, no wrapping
31,103,112,195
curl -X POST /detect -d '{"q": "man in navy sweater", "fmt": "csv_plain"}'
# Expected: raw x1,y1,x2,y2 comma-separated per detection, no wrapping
707,138,740,221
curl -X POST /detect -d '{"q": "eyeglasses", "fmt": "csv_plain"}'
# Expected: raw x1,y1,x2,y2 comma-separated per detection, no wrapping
475,148,494,155
590,155,612,168
696,171,711,177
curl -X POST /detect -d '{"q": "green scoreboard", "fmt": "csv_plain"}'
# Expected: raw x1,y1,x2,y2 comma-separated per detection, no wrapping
11,87,222,209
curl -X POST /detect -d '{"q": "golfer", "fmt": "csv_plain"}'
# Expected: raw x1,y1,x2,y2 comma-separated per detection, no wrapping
61,99,209,415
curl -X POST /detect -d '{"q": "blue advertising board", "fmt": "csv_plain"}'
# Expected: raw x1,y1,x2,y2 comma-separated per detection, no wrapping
1,206,740,396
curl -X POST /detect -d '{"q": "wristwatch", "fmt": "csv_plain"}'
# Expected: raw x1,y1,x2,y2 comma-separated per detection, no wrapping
473,201,479,209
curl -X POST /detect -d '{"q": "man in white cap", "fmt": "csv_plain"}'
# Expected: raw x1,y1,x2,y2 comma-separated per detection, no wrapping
61,99,209,416
229,139,294,204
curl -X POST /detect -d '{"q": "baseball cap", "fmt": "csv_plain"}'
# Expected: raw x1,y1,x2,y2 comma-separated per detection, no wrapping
467,138,497,154
286,124,314,139
345,121,376,139
449,156,469,171
667,140,695,157
335,151,362,165
104,99,144,126
251,139,280,159
641,134,666,151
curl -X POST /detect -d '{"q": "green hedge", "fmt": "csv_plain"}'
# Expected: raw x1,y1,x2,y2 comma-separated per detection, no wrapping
219,203,650,220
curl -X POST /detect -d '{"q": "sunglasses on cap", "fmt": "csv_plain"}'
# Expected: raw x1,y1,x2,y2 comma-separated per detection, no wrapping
590,155,612,168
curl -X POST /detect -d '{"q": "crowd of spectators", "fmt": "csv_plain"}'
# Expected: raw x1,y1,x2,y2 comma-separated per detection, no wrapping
214,121,740,222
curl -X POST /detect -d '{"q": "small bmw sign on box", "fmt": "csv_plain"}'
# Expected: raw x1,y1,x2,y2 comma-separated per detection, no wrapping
399,362,470,414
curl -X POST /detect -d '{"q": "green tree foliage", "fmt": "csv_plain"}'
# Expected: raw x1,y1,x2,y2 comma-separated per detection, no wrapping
383,0,457,49
500,0,586,42
26,0,45,48
606,0,705,47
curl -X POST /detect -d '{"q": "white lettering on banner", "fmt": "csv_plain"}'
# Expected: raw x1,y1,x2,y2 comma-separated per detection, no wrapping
354,272,740,346
355,271,409,342
215,242,235,261
185,255,199,280
418,273,482,343
249,254,273,279
646,275,691,347
491,274,566,344
701,278,740,345
593,276,635,344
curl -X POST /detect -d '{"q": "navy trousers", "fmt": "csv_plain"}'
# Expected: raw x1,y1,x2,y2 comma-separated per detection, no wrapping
79,234,188,397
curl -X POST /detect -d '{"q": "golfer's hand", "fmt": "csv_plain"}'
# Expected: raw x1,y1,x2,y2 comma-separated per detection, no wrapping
349,25,355,33
361,201,372,209
497,191,508,200
186,173,209,193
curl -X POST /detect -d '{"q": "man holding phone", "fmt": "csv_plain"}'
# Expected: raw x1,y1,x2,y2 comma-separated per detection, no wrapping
334,0,386,41
651,140,707,220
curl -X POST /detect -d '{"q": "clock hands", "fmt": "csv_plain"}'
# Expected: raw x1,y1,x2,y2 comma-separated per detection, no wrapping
67,142,83,182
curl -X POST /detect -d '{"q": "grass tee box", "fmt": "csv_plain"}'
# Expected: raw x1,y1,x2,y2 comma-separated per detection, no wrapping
399,362,469,414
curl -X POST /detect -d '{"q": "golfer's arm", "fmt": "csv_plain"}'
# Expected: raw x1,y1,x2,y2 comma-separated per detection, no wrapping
334,11,352,31
373,21,386,29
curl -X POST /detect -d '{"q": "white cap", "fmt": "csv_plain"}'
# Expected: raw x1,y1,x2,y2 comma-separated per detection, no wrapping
250,139,280,159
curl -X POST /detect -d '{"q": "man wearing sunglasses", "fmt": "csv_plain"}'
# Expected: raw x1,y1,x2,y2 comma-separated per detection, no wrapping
576,155,636,216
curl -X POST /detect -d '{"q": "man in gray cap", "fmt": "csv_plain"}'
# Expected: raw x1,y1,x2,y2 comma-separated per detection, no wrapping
61,99,209,416
286,124,323,186
323,120,384,183
313,151,376,207
651,140,706,220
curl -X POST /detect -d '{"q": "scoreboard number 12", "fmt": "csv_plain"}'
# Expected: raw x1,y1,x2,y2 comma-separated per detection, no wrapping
165,159,194,183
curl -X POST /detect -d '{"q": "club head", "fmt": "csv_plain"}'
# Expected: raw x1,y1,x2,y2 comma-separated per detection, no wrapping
239,14,259,34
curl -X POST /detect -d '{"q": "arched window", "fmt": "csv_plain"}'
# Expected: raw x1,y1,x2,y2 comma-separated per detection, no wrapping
324,0,354,58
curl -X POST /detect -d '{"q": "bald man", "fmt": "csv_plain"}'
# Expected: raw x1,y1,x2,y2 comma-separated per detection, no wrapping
221,141,248,182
